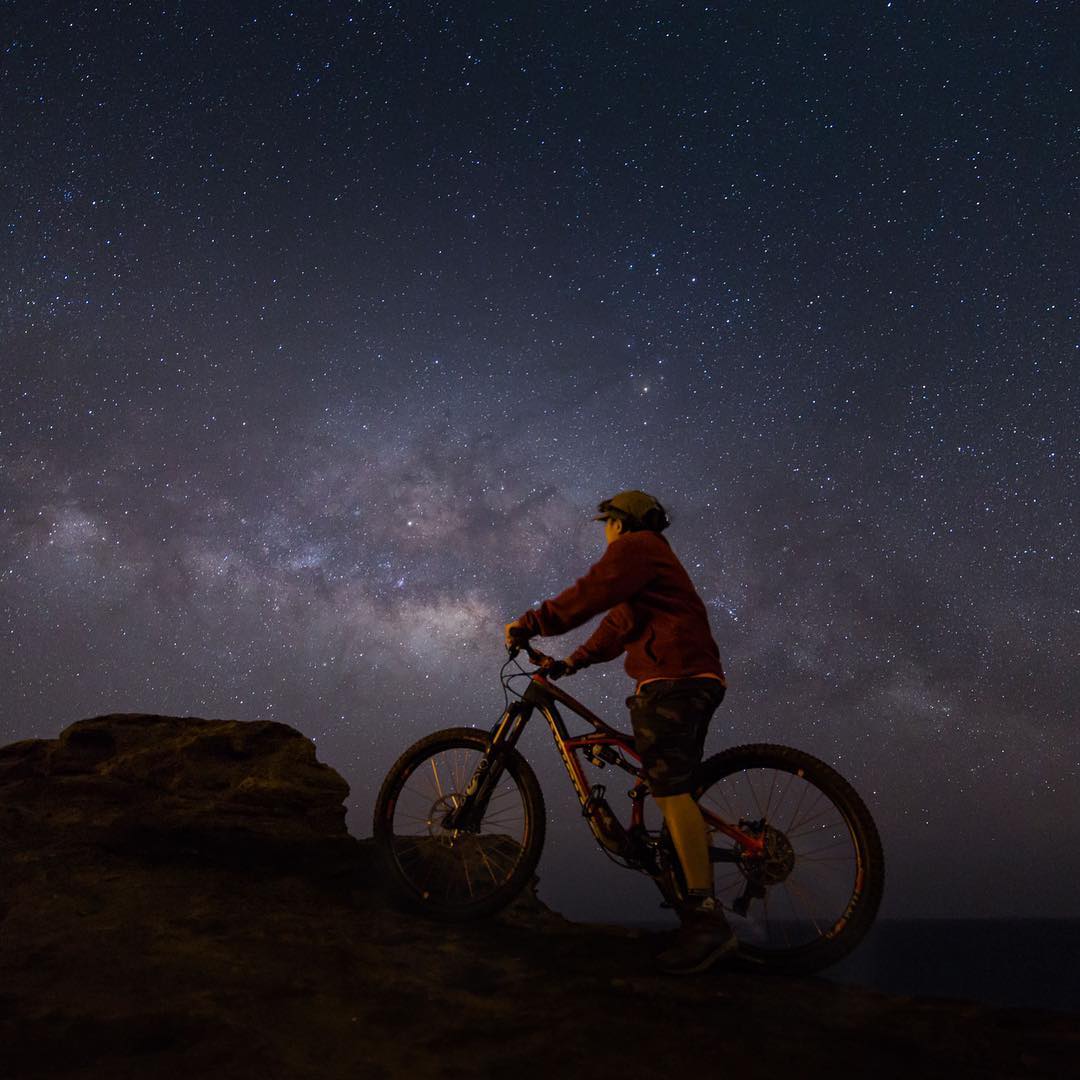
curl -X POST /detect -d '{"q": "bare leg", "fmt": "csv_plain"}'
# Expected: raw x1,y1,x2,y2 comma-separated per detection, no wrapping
654,792,736,972
654,792,712,893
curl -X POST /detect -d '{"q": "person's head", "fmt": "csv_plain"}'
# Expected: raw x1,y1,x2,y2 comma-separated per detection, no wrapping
603,516,625,546
594,490,670,544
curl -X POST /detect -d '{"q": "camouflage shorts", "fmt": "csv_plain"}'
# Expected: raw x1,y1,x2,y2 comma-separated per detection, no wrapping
626,678,726,797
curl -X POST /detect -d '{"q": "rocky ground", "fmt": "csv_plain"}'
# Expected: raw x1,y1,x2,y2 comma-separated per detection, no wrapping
1,714,1076,1080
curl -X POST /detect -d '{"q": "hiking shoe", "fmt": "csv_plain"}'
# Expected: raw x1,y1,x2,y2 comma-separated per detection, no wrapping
656,900,738,975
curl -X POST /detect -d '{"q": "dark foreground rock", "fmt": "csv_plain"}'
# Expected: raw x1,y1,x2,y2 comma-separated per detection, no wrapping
0,715,1075,1080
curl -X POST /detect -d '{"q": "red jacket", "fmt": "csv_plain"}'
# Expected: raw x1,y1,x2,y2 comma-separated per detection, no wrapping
516,531,726,687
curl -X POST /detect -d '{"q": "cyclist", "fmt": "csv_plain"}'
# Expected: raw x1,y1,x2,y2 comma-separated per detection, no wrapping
504,490,735,974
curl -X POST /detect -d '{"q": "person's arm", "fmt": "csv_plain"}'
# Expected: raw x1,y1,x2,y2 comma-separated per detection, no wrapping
516,534,656,638
566,603,639,671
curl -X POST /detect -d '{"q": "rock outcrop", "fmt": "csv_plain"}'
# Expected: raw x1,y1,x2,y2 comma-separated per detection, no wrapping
0,714,358,874
0,715,1074,1080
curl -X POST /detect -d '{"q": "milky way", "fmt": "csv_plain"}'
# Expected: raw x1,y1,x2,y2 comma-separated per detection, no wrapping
2,3,1076,919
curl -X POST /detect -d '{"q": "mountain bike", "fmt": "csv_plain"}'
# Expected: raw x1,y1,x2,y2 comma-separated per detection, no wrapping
373,642,885,974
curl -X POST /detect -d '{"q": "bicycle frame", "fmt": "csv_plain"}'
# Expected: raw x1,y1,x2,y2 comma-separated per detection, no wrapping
464,667,766,862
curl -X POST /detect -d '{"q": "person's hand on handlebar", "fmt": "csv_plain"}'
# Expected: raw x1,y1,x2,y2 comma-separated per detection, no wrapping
503,622,575,678
540,657,577,680
504,619,532,650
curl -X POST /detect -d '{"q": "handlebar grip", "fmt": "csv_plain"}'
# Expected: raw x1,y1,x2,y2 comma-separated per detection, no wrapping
506,640,567,677
542,658,569,680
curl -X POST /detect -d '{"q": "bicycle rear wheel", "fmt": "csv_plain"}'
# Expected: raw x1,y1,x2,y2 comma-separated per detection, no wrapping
670,743,884,974
373,727,546,920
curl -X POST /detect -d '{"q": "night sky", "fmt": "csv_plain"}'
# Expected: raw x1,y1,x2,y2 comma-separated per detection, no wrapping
3,3,1076,922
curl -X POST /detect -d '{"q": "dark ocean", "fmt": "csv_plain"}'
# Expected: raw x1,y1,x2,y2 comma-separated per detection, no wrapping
630,918,1080,1013
822,920,1080,1014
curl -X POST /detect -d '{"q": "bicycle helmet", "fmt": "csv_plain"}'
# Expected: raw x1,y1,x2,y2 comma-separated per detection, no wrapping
593,490,670,532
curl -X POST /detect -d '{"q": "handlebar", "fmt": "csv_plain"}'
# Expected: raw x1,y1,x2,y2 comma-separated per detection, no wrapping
507,638,545,664
507,639,569,679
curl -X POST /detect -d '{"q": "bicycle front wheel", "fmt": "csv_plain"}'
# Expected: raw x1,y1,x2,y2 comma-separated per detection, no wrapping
689,743,884,974
373,727,546,920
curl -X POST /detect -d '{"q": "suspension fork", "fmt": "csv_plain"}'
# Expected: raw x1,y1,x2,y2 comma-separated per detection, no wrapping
442,702,533,831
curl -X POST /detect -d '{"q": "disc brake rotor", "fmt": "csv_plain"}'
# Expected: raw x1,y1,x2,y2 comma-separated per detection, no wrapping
427,793,465,838
739,820,796,886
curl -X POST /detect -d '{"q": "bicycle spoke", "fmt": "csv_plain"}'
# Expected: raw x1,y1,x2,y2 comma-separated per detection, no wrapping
701,773,745,824
397,790,434,812
484,787,522,806
786,800,843,836
745,771,767,821
782,778,811,836
785,873,835,921
393,837,425,859
763,769,780,820
787,814,846,839
476,845,516,878
482,825,523,841
455,748,473,793
781,879,824,938
766,772,795,826
787,788,829,834
430,758,445,800
796,837,853,858
482,815,523,832
476,843,502,884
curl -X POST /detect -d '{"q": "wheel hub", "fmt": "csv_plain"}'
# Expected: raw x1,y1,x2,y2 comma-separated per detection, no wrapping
739,820,796,885
428,794,465,838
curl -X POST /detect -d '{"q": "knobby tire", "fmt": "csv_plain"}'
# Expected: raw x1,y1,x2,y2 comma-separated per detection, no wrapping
373,727,547,920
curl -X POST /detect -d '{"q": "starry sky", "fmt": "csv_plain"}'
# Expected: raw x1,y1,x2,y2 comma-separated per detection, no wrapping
2,3,1076,921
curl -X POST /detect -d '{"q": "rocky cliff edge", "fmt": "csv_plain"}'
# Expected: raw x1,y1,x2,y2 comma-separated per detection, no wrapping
0,715,1074,1080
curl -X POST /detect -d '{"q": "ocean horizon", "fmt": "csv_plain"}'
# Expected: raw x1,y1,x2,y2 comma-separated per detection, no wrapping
628,918,1080,1013
822,918,1080,1014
